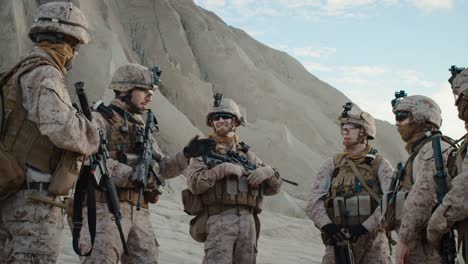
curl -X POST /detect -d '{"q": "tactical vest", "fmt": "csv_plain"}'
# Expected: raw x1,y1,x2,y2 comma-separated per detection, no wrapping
98,104,144,166
200,142,263,213
325,150,383,226
393,134,457,223
96,104,160,206
1,54,83,195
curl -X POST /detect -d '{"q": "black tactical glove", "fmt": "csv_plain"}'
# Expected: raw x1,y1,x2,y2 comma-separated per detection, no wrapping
347,224,369,242
183,135,216,158
321,223,342,245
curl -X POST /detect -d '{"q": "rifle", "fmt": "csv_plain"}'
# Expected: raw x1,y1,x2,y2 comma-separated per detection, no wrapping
133,109,164,210
432,136,457,264
448,65,466,85
203,150,299,186
334,199,354,264
72,82,128,256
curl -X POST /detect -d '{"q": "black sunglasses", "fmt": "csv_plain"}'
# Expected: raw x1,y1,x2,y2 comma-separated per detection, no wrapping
212,113,234,121
395,111,410,122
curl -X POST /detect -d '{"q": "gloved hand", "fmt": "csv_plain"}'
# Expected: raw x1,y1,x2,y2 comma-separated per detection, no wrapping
347,224,369,242
321,223,343,245
183,135,216,158
247,166,274,188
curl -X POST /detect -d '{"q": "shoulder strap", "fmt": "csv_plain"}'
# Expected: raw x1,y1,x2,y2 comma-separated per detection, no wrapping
348,159,381,204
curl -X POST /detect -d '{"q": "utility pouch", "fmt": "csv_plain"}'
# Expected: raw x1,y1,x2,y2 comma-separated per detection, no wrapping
48,151,83,195
0,142,25,200
189,211,208,243
182,188,204,216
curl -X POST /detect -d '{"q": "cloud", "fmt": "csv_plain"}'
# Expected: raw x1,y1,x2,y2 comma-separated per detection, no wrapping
430,82,465,138
303,62,332,72
397,70,436,88
344,66,386,76
274,45,337,58
406,0,453,13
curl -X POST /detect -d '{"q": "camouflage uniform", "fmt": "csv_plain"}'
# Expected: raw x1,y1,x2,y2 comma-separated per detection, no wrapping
306,106,393,264
427,69,468,262
0,3,98,263
185,95,282,264
392,95,451,263
78,64,189,264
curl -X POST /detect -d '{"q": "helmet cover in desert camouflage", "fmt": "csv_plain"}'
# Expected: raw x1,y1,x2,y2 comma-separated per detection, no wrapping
109,63,161,92
451,69,468,105
28,2,90,44
206,93,245,127
392,95,442,128
337,102,376,139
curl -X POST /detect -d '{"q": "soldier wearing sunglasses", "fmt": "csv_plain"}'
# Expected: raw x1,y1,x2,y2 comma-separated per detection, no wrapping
390,94,455,264
184,94,282,264
427,68,468,263
307,102,394,264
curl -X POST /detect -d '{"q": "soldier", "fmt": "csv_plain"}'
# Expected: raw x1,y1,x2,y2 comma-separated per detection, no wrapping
0,2,99,263
306,103,393,264
427,68,468,262
77,63,210,263
184,94,282,264
391,94,454,264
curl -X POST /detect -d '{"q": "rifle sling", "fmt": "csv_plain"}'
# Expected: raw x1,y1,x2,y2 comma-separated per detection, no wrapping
72,165,97,256
347,160,381,204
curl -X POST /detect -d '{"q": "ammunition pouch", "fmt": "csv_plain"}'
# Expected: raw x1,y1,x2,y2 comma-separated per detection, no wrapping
325,195,373,225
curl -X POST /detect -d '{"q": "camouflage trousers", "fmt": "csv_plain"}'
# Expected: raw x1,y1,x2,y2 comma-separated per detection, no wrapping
322,229,391,264
404,237,442,264
77,201,158,264
202,213,257,264
0,189,64,264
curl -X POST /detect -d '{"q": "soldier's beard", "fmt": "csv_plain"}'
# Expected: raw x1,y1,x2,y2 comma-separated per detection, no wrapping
127,102,144,114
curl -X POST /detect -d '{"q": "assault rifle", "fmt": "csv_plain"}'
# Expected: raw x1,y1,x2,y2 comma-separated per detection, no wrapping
334,200,354,264
133,109,164,210
203,150,299,186
448,65,466,85
432,136,457,264
72,82,128,255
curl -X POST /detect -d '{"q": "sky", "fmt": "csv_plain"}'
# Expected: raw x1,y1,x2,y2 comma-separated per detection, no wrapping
194,0,467,139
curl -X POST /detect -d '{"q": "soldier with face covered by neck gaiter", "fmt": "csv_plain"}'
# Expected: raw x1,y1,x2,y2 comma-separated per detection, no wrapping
390,94,456,264
306,103,394,264
427,68,468,263
0,2,100,263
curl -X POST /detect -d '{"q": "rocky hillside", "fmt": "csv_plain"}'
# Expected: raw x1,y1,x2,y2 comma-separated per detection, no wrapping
1,1,407,262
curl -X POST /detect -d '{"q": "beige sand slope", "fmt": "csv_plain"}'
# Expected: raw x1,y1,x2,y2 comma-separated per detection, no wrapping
0,0,407,263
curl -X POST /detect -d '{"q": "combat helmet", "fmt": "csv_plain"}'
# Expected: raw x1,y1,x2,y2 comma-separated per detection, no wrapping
28,2,90,44
109,64,161,92
392,94,442,128
206,93,245,127
451,68,468,105
337,102,376,139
